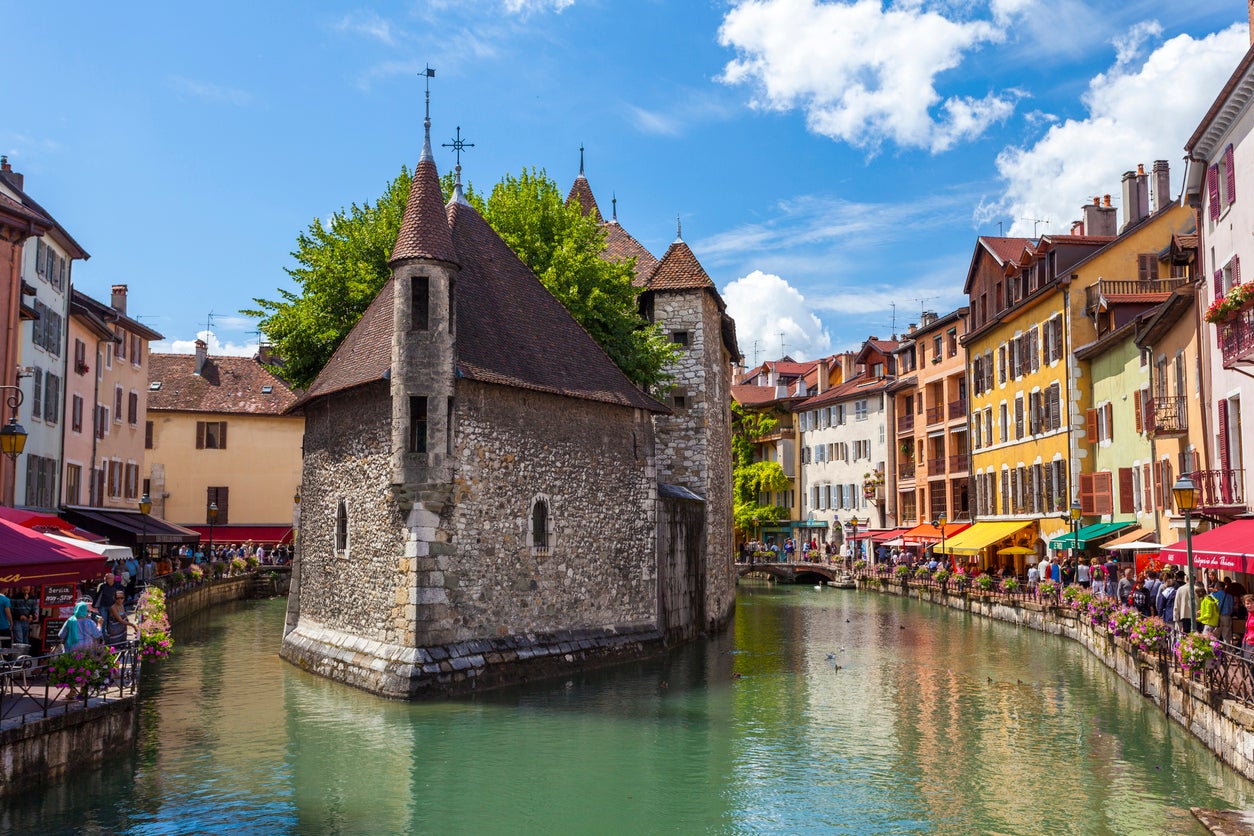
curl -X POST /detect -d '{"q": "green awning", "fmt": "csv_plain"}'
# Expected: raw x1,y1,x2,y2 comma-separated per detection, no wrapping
1047,521,1134,551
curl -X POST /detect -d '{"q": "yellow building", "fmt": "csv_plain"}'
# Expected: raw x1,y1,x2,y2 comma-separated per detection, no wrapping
144,341,303,549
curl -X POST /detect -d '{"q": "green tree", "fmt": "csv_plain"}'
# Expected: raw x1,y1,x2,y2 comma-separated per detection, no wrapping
246,166,675,391
731,401,790,542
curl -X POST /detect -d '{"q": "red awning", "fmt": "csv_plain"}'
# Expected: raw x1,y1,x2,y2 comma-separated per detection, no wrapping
184,524,293,544
871,527,913,543
901,521,971,544
0,506,107,542
0,517,107,585
1160,520,1254,575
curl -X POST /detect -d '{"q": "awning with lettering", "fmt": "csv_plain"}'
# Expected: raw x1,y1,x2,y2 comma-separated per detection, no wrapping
936,521,1032,554
61,506,201,546
1046,521,1135,551
183,524,294,545
1160,521,1254,574
901,521,971,544
0,518,107,585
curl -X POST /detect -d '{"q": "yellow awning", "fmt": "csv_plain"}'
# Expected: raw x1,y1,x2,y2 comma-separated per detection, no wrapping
937,521,1033,554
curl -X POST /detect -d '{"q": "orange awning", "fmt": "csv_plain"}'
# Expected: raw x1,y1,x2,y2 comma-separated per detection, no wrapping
902,521,971,544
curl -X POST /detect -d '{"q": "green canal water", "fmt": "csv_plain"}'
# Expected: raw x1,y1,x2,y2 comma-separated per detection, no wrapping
7,582,1253,835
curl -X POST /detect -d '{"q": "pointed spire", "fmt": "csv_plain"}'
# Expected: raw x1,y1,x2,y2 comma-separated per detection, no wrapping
420,65,435,163
612,192,617,222
451,164,471,206
579,144,585,176
675,214,683,242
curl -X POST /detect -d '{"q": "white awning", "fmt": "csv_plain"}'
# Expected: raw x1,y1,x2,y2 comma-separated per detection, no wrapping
43,532,132,561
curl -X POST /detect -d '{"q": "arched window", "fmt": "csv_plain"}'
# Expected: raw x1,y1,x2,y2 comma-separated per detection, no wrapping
532,499,548,552
335,500,348,555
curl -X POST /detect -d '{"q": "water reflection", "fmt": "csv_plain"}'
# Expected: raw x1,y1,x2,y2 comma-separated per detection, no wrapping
5,586,1249,835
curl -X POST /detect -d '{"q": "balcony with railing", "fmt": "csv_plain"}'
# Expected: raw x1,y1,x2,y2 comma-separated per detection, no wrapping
926,456,947,475
1085,276,1191,314
757,425,796,442
1218,304,1254,368
1146,395,1187,437
1191,469,1247,512
948,399,967,421
897,412,915,434
948,453,969,473
925,405,944,425
898,460,916,480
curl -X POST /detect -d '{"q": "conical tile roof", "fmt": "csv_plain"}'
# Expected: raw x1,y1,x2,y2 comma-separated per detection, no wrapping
390,158,457,266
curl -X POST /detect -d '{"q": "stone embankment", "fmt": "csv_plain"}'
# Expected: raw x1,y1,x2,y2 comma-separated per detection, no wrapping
860,577,1254,785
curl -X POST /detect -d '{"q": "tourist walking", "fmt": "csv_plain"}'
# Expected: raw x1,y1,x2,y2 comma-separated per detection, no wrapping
1175,574,1197,634
58,602,101,652
10,586,37,647
1198,588,1221,636
1242,595,1254,662
1117,569,1135,605
1213,580,1236,643
0,588,10,649
106,591,132,647
1076,558,1091,589
1157,577,1178,632
1131,578,1152,617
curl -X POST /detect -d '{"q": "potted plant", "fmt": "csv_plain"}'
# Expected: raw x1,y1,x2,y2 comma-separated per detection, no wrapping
1128,616,1171,654
1000,577,1021,594
1109,606,1141,638
1176,632,1222,675
934,567,952,585
50,643,118,697
974,573,996,592
230,556,246,575
1038,579,1058,599
136,586,174,660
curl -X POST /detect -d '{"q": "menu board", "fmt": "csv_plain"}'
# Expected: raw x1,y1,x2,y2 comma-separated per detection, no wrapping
41,584,77,608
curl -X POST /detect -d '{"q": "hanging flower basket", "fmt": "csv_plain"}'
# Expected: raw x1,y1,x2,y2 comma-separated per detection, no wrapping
1205,282,1254,324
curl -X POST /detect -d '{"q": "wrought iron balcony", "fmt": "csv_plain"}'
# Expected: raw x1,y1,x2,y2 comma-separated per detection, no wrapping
1085,276,1191,314
948,399,967,420
925,405,944,425
898,461,916,479
1190,469,1247,511
1219,304,1254,368
1146,396,1187,437
926,456,947,474
948,453,969,472
897,413,915,433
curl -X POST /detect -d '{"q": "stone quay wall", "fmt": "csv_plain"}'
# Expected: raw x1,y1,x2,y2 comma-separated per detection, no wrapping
864,578,1254,782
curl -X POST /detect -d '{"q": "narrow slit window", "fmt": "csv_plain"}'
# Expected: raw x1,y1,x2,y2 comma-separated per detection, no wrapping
532,499,549,551
410,396,428,453
335,500,348,552
413,276,430,331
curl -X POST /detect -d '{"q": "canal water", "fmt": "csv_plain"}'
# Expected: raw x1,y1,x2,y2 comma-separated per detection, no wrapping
7,582,1252,835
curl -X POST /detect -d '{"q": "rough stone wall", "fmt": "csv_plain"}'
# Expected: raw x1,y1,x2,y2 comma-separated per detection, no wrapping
657,495,706,640
290,382,411,647
445,380,658,637
651,289,735,631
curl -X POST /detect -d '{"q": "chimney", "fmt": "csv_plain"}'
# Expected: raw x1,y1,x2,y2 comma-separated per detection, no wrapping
732,363,745,385
1152,160,1171,212
841,352,856,380
111,284,128,315
774,383,788,399
907,323,917,335
816,358,829,394
194,339,208,375
1120,171,1140,232
257,342,276,366
0,156,23,192
1136,163,1150,219
921,311,937,327
1071,220,1084,235
1082,195,1117,237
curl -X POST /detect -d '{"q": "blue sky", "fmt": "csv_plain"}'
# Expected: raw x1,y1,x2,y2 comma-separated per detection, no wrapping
4,1,1248,364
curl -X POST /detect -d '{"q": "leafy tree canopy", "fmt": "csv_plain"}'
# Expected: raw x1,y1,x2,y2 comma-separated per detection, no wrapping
731,402,790,539
245,166,676,391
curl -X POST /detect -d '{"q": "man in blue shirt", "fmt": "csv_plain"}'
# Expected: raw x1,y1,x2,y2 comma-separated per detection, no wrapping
0,589,11,649
1213,579,1236,643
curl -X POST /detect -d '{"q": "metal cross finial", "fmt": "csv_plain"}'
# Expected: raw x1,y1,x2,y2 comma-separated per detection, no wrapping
443,127,475,168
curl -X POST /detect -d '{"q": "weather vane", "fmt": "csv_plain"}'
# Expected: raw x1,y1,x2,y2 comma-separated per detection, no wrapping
442,127,475,168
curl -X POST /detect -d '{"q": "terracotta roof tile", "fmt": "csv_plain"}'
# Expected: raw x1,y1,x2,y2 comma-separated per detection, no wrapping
648,240,715,291
602,221,658,286
448,202,664,412
0,191,51,229
297,279,394,404
565,175,601,220
148,354,300,415
731,384,779,406
390,159,457,266
979,236,1035,265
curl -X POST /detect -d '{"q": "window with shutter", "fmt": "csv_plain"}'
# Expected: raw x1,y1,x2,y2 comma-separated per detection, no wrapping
114,387,123,422
1085,408,1098,443
1216,268,1226,301
45,373,58,424
1015,396,1024,438
1133,391,1143,432
1093,472,1113,515
128,391,138,424
1225,144,1237,205
998,347,1006,384
1079,472,1095,515
1209,164,1222,218
1118,468,1134,514
145,420,153,449
207,486,230,524
1163,461,1174,512
1219,403,1231,471
1137,254,1159,284
1152,460,1163,511
1044,461,1055,512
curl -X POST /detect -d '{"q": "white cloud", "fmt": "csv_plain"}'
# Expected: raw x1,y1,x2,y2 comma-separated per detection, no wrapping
626,105,681,137
991,23,1248,236
722,270,832,361
717,0,1023,153
501,0,574,14
167,75,252,107
334,11,398,45
150,331,257,358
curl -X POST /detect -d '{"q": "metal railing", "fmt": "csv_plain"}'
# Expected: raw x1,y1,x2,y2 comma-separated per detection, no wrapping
0,640,142,724
926,456,946,474
948,400,967,420
1219,305,1254,368
925,405,944,425
897,413,915,433
1190,468,1247,509
1147,395,1187,436
948,453,969,472
898,461,916,479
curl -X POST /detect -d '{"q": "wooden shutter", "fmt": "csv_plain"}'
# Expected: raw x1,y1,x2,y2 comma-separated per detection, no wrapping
1226,144,1237,204
1209,164,1222,218
1216,268,1226,302
1142,463,1154,511
1153,460,1162,511
196,421,206,449
1163,461,1174,513
1133,392,1143,432
1192,450,1201,473
1085,408,1098,443
1079,471,1095,515
1103,403,1113,441
1094,472,1114,515
1219,404,1231,470
1118,468,1135,514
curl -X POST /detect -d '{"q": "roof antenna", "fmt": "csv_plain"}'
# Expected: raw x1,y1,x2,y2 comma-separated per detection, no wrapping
1020,217,1050,236
204,311,216,352
997,221,1004,236
890,301,896,339
419,65,435,163
443,126,475,205
779,331,787,357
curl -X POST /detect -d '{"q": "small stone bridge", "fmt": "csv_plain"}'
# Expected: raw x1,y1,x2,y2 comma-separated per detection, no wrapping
734,561,846,584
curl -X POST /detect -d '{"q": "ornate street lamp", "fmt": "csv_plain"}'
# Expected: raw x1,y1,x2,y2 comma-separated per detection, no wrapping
0,385,27,461
932,513,948,569
1173,475,1199,627
138,492,151,562
208,501,218,562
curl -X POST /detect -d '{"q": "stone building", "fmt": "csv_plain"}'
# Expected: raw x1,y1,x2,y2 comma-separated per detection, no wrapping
282,112,736,698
